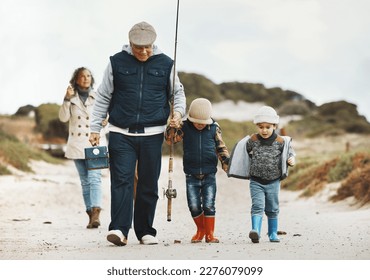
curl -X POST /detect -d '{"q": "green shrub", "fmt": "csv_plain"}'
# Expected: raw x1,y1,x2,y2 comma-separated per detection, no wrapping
0,163,11,175
0,128,62,173
178,72,224,106
278,100,311,116
216,119,255,150
34,103,68,140
281,157,320,191
331,165,370,205
286,101,370,138
0,129,18,142
328,154,353,182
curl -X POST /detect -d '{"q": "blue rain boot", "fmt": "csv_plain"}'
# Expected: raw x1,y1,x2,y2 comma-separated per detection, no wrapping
249,215,262,243
268,218,280,242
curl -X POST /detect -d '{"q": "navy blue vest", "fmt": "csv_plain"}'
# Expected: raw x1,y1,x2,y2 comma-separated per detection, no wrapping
108,51,173,129
182,120,218,175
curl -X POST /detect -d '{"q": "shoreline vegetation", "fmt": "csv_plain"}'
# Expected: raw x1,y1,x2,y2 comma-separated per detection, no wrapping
1,98,370,206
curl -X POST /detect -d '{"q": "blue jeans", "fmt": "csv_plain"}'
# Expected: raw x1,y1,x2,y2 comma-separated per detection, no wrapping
73,159,102,211
186,173,217,217
249,179,280,218
108,132,163,240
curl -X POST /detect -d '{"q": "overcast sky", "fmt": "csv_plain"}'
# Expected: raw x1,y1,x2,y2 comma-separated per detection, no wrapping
1,0,369,121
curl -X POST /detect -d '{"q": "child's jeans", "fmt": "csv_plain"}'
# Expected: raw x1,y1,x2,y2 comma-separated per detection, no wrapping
186,173,216,217
249,179,280,218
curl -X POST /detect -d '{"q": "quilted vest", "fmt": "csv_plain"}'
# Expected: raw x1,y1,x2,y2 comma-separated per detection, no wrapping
108,51,173,129
182,120,218,175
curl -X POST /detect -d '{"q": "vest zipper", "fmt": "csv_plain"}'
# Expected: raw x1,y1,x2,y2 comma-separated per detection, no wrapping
199,130,202,175
136,64,144,127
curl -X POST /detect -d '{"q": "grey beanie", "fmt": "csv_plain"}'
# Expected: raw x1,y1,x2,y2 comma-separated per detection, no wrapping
129,21,157,46
188,98,213,125
253,106,280,124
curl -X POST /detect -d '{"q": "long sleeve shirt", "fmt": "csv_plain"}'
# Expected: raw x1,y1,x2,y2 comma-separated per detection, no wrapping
90,44,186,136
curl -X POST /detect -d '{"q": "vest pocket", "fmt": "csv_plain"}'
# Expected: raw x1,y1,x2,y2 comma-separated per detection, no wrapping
118,67,137,75
147,68,167,89
148,68,166,77
117,67,137,84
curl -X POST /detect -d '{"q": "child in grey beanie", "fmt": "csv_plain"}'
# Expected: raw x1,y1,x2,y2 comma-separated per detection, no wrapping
228,105,296,243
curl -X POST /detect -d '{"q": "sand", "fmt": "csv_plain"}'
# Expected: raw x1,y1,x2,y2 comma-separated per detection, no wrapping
0,156,369,261
1,152,370,279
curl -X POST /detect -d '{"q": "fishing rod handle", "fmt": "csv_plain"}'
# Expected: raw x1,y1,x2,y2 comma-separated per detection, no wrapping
167,198,172,222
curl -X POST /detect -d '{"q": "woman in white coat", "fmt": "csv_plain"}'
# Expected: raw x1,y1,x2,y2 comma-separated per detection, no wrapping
59,67,107,229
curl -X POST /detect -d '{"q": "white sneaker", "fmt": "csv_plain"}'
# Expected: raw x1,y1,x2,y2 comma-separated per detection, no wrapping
140,234,158,245
107,230,127,246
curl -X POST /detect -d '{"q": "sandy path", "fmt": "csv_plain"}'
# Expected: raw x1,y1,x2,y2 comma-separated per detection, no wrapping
0,157,369,261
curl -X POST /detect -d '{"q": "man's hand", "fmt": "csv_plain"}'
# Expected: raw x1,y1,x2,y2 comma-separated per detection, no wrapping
169,111,182,128
89,132,100,146
102,118,108,127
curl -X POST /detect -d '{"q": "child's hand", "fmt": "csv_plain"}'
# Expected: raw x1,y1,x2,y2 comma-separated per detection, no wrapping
165,126,183,145
222,158,229,173
287,156,295,166
165,127,175,143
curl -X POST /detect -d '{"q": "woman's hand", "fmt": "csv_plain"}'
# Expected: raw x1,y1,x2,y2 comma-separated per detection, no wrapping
89,133,100,146
64,85,75,101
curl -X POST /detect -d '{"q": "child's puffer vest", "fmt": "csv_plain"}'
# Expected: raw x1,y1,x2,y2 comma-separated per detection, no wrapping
182,120,218,175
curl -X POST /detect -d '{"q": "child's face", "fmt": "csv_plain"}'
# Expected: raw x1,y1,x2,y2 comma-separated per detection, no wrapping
193,123,207,130
256,122,276,138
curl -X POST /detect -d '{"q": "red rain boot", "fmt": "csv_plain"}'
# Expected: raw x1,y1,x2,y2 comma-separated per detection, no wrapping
205,216,219,243
191,213,205,243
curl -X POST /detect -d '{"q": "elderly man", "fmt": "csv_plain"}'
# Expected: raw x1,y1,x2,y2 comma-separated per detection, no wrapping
89,21,186,246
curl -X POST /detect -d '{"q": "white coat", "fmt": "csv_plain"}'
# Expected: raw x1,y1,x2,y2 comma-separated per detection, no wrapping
59,90,107,159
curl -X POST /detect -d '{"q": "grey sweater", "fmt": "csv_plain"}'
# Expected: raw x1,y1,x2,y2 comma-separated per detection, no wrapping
227,134,296,181
90,44,186,135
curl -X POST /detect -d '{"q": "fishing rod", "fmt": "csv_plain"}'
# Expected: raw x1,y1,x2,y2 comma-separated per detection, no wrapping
166,0,180,222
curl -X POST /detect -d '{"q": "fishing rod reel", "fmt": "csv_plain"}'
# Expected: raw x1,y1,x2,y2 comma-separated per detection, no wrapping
165,187,177,199
164,177,177,199
164,178,177,222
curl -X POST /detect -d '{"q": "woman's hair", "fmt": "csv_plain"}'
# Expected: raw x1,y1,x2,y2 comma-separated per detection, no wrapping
69,67,95,88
